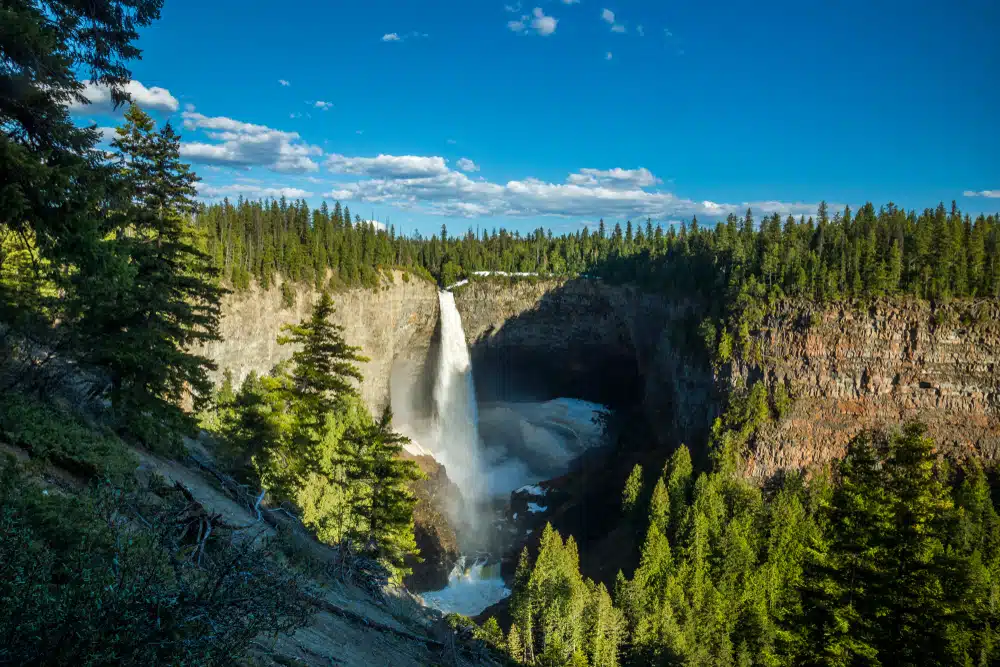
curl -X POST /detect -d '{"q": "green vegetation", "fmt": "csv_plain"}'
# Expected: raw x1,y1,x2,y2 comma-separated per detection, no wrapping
199,197,1000,302
204,293,422,577
496,424,1000,666
0,458,310,666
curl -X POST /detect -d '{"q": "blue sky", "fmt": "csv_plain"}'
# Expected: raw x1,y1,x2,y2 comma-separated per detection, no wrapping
72,0,999,236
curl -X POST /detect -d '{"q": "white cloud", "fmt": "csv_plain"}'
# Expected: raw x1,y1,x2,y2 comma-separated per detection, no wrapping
568,168,659,188
70,80,179,114
289,112,302,119
964,189,1000,198
447,139,458,145
637,25,644,36
279,79,290,86
456,158,480,173
180,111,322,173
606,51,613,60
322,152,820,220
185,103,197,112
382,33,400,41
531,7,557,35
504,2,521,12
326,153,451,179
507,18,527,32
96,126,117,143
562,0,580,3
196,183,314,200
314,101,333,110
601,8,625,32
664,28,673,37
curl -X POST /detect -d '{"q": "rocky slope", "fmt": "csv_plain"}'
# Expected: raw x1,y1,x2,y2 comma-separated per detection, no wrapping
740,299,1000,477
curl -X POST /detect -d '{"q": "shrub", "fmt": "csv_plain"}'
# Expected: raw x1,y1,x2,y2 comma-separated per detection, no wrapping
280,281,296,309
0,392,135,482
0,460,311,666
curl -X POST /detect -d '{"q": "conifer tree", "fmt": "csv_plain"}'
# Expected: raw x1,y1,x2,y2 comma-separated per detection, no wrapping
340,407,421,569
89,104,222,447
278,292,368,454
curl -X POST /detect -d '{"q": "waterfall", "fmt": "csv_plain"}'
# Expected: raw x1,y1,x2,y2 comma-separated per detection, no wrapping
431,290,484,512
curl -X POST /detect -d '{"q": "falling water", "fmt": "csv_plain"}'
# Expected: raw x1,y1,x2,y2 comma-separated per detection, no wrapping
431,291,484,519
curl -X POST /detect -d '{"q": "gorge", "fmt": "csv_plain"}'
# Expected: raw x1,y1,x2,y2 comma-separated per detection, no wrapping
199,271,1000,613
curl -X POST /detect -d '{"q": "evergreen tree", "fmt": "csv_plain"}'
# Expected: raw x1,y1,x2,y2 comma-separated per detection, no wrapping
89,104,222,448
340,407,421,569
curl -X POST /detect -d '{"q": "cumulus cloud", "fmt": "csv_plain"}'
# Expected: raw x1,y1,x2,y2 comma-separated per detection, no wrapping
964,189,1000,198
279,79,290,86
512,8,557,35
382,33,400,41
180,111,322,173
196,183,314,199
531,7,558,35
314,100,333,110
69,80,179,114
601,8,625,32
322,153,819,220
456,158,480,173
567,167,659,188
326,153,451,179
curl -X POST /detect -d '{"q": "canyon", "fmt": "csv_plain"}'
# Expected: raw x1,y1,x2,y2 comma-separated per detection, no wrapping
200,273,1000,606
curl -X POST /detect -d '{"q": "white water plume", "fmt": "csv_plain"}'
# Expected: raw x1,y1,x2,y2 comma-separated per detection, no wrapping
430,291,485,515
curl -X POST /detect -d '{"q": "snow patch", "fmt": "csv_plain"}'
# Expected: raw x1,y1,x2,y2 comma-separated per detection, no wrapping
516,484,546,497
527,502,548,514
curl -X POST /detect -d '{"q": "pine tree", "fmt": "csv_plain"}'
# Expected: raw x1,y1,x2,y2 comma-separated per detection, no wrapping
340,407,421,570
622,464,644,515
279,292,368,443
89,104,222,448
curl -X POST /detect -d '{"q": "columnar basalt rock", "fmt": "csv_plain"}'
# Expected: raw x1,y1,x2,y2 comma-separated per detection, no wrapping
739,300,1000,477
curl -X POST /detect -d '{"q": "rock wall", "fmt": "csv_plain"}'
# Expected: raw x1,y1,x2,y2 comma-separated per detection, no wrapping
451,277,717,445
198,272,439,416
740,300,1000,477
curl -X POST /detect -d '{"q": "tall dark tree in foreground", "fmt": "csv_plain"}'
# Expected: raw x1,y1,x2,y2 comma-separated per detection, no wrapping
1,0,163,382
88,105,222,448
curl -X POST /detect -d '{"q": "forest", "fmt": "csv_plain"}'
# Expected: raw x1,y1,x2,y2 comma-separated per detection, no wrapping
196,196,1000,303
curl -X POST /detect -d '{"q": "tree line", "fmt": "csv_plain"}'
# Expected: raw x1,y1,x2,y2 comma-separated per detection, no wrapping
197,198,1000,303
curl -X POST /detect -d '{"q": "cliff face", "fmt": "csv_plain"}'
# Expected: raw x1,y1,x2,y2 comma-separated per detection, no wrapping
198,272,439,416
739,300,1000,477
451,277,717,445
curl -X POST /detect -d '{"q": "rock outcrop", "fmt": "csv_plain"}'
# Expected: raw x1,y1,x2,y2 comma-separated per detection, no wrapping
402,453,463,593
740,300,1000,477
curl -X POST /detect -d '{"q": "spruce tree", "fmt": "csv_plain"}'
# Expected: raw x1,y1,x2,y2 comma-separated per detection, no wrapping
89,105,222,448
340,407,421,569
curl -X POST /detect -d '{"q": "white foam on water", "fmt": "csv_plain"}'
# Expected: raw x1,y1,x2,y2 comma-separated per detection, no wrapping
419,557,510,617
